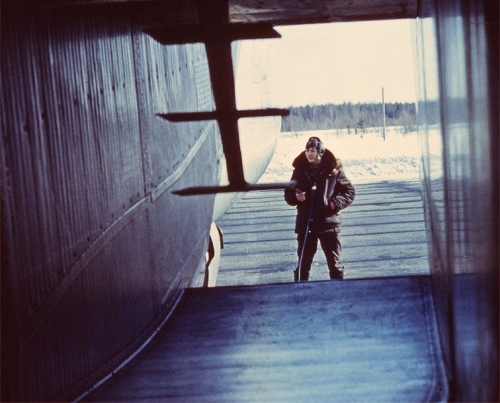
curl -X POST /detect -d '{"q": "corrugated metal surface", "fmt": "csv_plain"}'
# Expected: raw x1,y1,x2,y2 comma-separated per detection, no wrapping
229,0,418,23
415,0,499,400
1,4,220,401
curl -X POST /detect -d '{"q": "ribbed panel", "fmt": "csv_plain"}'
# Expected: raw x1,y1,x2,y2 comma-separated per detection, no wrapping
1,4,218,401
415,0,499,400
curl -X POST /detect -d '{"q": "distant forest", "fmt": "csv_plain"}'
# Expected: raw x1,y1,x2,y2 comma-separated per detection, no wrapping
281,102,417,134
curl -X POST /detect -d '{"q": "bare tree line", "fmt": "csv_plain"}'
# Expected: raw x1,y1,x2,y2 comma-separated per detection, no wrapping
281,102,417,134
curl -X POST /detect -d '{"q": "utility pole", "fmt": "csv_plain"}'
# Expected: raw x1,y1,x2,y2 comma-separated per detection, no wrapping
382,87,386,141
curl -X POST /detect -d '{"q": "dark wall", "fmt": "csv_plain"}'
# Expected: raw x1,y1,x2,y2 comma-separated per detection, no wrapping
1,4,221,401
415,0,499,400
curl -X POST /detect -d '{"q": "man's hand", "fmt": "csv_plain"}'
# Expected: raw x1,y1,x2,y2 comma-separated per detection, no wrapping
295,188,306,202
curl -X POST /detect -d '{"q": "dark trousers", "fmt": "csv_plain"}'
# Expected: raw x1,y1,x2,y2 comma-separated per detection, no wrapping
296,229,343,280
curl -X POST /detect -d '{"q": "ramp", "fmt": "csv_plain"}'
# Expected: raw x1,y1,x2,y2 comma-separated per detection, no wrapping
84,276,447,402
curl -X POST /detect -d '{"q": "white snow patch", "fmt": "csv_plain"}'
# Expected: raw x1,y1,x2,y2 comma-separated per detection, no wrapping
258,128,421,185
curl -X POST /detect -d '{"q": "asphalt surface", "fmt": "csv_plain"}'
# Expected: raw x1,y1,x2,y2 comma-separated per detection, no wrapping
215,180,429,286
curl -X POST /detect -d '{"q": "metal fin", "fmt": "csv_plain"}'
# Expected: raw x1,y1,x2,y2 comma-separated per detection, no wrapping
158,108,289,122
148,0,289,196
145,23,281,45
172,181,296,196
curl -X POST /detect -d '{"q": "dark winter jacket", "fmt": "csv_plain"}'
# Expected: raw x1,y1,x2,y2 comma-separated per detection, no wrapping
284,149,355,234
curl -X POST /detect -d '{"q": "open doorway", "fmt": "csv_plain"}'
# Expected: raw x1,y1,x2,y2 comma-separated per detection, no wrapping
214,20,428,286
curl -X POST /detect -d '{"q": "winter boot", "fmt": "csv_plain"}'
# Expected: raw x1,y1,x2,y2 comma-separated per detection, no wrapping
329,268,344,280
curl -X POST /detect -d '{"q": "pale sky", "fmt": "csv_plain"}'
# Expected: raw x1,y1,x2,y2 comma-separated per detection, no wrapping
265,19,417,107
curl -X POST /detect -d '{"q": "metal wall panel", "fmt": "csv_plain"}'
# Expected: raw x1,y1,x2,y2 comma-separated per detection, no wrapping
1,4,220,401
415,0,498,400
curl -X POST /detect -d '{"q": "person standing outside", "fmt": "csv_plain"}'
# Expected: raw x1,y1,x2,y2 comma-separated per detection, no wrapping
285,137,355,281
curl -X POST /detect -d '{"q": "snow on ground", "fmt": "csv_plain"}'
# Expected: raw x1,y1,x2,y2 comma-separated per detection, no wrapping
258,127,421,185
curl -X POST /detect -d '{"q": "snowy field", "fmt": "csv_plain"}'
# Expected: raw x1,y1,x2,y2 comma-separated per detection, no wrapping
258,127,421,185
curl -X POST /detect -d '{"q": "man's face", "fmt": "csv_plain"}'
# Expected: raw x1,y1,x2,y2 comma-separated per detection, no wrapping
305,147,319,164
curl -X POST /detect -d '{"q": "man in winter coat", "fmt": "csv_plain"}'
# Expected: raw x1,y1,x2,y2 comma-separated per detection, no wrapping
284,136,355,281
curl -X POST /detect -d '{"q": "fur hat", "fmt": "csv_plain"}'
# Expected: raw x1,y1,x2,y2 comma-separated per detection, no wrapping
305,136,325,157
